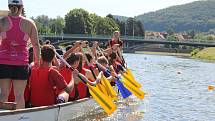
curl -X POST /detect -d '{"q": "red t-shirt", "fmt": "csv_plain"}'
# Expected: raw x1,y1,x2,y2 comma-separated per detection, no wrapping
30,66,67,107
78,68,88,99
59,67,76,99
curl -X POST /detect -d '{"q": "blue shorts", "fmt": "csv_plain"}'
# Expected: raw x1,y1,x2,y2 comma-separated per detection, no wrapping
0,64,29,80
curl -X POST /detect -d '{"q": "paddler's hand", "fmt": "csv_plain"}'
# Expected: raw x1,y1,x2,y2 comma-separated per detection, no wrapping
81,41,88,48
74,41,82,48
92,41,98,47
95,71,103,84
72,69,80,84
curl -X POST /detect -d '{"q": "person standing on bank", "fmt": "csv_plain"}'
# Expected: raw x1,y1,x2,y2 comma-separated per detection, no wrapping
0,0,40,109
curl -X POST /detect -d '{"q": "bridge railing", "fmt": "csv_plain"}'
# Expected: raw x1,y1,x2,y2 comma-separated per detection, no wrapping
39,34,145,40
40,34,215,44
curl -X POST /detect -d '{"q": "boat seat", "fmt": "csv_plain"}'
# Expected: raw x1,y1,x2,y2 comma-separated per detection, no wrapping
0,102,16,110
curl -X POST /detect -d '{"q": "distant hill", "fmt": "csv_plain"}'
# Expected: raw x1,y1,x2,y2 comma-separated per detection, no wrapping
113,15,128,22
136,0,215,32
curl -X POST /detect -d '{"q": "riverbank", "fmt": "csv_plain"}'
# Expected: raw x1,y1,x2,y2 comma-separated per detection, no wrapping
135,51,191,57
193,47,215,61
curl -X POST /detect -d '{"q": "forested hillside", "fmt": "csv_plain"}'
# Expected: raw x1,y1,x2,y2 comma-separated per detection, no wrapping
136,0,215,32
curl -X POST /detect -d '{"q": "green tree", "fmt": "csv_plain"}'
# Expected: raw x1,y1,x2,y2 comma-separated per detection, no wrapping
89,13,101,34
187,30,195,39
207,35,215,40
33,15,50,34
166,27,174,35
49,16,65,35
125,17,145,37
95,17,119,35
167,35,177,41
194,33,206,40
64,8,93,34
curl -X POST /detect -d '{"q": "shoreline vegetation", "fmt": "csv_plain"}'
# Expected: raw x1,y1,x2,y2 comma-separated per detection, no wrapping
134,51,191,57
191,47,215,61
135,47,215,62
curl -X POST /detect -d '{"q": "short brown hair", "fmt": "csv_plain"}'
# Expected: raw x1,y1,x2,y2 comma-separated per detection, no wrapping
41,45,55,62
66,53,80,65
97,56,108,65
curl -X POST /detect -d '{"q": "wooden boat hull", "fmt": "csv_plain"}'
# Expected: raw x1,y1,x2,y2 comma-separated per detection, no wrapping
0,98,99,121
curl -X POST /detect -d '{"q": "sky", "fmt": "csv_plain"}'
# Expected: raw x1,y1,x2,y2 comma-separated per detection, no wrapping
0,0,199,18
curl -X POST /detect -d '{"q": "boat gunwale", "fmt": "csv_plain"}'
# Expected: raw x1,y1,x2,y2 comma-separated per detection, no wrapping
0,98,91,116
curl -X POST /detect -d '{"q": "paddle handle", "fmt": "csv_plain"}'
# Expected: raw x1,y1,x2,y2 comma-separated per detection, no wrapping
55,51,74,70
80,46,97,80
55,51,90,84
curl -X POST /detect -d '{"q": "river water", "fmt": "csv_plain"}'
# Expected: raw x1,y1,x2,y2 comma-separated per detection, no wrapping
79,53,215,121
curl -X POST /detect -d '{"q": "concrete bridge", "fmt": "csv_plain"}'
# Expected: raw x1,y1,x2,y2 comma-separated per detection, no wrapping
40,34,215,52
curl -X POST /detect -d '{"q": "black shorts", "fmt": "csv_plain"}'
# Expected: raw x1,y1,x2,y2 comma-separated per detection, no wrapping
0,64,29,80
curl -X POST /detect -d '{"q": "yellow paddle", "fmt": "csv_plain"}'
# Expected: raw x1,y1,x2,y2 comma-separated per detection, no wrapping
55,51,117,114
83,45,118,101
121,73,145,99
115,48,142,89
100,75,118,101
123,68,142,88
87,84,117,114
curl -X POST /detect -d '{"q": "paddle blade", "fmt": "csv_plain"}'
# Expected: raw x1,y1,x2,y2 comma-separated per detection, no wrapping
96,83,109,96
121,77,145,100
124,69,142,88
115,79,132,98
101,76,118,101
88,84,117,115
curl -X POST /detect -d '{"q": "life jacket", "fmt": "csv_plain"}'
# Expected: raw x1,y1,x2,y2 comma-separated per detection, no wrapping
29,67,57,107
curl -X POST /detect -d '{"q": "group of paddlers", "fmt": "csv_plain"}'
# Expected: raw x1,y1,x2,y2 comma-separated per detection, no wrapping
1,0,144,113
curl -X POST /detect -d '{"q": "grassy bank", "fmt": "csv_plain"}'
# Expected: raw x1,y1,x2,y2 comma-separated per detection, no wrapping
193,47,215,61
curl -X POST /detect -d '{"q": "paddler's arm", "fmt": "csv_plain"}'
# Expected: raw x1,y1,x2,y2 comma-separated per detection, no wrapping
84,69,103,86
91,41,98,60
63,41,81,59
48,68,74,94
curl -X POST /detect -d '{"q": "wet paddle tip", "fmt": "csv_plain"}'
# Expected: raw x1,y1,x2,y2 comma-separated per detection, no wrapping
208,85,214,90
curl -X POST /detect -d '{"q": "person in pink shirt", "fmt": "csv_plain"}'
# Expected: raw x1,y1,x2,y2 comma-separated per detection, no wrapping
0,0,40,109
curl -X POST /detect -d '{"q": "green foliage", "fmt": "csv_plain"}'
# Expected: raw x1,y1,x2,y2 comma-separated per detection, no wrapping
187,30,196,39
137,0,215,32
95,17,119,35
191,48,200,56
194,47,215,61
49,16,65,35
207,35,215,40
33,15,50,34
167,35,177,41
64,8,93,34
194,33,206,40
